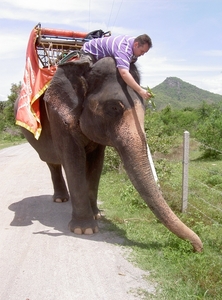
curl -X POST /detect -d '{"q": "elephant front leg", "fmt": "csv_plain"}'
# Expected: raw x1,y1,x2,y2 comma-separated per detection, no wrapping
63,159,99,235
86,144,105,219
68,192,99,235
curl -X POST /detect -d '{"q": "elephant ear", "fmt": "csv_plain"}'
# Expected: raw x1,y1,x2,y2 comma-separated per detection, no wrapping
44,61,89,128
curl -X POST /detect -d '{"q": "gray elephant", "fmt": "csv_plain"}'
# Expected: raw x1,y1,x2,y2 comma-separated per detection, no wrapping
15,57,203,252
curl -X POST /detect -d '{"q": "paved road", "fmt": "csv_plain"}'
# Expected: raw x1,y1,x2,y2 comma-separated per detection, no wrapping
0,143,155,300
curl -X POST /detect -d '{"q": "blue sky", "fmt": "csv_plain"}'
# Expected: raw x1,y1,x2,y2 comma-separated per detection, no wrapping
0,0,221,101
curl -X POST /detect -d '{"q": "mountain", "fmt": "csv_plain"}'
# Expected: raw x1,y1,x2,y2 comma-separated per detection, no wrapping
150,77,222,110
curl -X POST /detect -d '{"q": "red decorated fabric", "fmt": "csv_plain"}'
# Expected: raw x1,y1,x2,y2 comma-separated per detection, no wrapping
15,26,86,139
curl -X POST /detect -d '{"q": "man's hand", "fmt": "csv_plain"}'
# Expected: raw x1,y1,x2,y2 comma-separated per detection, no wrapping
138,88,151,100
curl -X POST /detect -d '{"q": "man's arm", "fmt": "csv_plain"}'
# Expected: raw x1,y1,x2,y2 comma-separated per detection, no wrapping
118,68,150,100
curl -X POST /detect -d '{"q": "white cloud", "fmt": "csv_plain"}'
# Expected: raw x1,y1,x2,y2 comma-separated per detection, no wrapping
0,33,27,57
137,54,222,95
0,1,125,34
139,54,222,73
0,94,8,101
198,74,222,95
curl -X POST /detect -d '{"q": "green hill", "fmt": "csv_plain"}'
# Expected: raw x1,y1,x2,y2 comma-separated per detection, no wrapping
149,77,222,110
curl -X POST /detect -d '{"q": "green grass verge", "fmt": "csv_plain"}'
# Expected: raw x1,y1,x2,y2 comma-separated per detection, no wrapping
0,140,24,150
0,132,25,150
98,148,222,299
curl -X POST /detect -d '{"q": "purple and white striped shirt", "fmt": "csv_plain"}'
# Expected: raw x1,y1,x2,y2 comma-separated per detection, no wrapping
82,35,137,70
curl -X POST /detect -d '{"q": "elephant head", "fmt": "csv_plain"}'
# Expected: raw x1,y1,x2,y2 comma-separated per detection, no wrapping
45,57,203,252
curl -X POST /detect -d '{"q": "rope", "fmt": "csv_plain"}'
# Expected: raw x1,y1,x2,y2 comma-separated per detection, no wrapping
111,0,124,30
107,0,115,29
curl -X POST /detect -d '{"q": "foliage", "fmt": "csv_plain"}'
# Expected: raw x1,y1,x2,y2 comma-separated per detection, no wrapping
0,82,20,128
144,109,179,152
120,182,147,211
0,82,21,127
159,105,199,136
0,82,24,143
195,102,222,158
0,101,7,114
103,146,122,173
144,102,222,160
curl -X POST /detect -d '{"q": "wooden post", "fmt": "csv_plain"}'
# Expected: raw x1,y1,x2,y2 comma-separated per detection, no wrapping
181,131,189,212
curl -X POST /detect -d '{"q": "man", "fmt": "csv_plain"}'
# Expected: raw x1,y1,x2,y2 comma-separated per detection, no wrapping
80,34,153,100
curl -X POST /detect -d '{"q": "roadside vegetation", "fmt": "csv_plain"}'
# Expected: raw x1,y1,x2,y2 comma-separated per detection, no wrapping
1,83,222,299
100,105,222,299
0,82,25,149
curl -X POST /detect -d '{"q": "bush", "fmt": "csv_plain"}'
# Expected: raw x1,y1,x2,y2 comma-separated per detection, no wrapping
103,147,122,173
195,102,222,159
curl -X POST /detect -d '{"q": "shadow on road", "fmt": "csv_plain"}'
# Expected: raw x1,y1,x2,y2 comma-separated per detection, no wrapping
9,195,71,229
8,195,163,250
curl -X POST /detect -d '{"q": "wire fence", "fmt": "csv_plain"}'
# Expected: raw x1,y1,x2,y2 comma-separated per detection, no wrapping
181,131,222,226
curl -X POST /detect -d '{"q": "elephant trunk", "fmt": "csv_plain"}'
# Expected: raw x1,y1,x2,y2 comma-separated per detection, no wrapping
117,141,203,252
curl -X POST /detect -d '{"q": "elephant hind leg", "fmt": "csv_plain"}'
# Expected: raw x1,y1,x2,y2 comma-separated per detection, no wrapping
46,163,69,202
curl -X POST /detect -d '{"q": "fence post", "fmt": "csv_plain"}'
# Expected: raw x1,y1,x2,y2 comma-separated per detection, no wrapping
181,131,190,212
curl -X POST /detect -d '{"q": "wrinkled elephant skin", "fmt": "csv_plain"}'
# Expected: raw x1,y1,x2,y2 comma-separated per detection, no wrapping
15,58,203,252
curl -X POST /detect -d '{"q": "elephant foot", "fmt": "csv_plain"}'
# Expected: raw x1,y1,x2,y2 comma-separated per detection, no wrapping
69,218,99,235
73,227,99,235
91,206,102,219
53,193,69,203
54,197,69,203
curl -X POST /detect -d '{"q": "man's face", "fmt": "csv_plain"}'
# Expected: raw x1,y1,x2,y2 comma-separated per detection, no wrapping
133,42,149,57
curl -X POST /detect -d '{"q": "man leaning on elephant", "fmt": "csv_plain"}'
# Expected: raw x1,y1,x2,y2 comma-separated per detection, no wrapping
78,34,153,100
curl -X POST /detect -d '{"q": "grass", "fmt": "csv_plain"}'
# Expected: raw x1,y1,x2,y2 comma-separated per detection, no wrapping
98,140,222,299
0,140,23,150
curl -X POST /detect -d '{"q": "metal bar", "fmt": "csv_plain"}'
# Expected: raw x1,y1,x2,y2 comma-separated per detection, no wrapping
37,37,89,46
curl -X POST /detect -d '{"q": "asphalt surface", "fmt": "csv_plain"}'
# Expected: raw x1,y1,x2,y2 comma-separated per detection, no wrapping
0,143,156,300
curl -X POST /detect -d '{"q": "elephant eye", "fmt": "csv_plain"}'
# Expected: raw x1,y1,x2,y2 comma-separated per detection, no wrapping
104,100,124,117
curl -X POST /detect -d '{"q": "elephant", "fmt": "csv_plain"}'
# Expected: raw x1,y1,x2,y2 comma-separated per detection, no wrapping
14,57,203,252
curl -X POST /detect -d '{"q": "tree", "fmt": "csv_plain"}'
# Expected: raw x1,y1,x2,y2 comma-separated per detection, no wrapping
0,101,7,114
1,82,21,128
195,101,222,158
